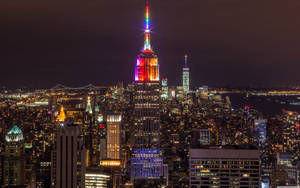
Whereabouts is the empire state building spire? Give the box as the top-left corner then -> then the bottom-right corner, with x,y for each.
144,0 -> 151,51
134,0 -> 160,82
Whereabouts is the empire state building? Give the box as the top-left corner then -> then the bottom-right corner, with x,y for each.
131,0 -> 163,181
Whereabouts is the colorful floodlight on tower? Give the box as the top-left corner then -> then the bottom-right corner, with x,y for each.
135,0 -> 160,82
144,1 -> 151,52
185,54 -> 188,68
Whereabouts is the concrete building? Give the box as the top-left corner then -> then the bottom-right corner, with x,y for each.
190,148 -> 261,188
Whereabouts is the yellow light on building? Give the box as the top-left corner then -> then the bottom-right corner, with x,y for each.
200,169 -> 210,173
100,160 -> 120,167
56,105 -> 66,122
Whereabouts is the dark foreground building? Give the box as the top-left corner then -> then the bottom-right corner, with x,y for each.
190,148 -> 261,188
51,119 -> 86,188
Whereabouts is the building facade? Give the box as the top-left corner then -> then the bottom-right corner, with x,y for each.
51,120 -> 86,188
190,148 -> 261,188
107,114 -> 121,160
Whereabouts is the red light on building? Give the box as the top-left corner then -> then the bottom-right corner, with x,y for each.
99,124 -> 105,129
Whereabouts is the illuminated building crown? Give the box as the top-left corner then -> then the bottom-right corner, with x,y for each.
6,125 -> 24,142
57,105 -> 66,122
135,0 -> 160,82
86,96 -> 93,114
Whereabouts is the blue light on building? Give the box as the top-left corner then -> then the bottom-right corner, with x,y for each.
131,148 -> 163,179
254,119 -> 267,145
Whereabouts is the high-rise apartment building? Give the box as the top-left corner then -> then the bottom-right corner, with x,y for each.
182,54 -> 190,94
190,148 -> 261,188
107,114 -> 121,160
51,119 -> 86,188
131,0 -> 163,182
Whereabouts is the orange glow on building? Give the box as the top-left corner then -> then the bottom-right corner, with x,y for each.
56,105 -> 66,122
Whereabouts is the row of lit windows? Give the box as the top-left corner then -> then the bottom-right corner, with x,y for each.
192,164 -> 259,169
192,160 -> 259,165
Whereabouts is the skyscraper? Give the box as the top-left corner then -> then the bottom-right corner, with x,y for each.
2,125 -> 25,187
131,0 -> 163,182
254,119 -> 267,146
51,119 -> 86,188
161,78 -> 168,99
182,54 -> 190,94
107,114 -> 121,160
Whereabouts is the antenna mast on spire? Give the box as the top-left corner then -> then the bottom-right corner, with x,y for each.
144,0 -> 152,51
185,54 -> 188,68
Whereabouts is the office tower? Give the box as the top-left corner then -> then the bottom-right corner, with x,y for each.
254,119 -> 267,146
51,119 -> 86,188
282,111 -> 300,160
99,123 -> 107,160
182,54 -> 190,94
190,148 -> 261,188
2,125 -> 25,187
131,0 -> 164,183
161,78 -> 168,99
107,114 -> 121,159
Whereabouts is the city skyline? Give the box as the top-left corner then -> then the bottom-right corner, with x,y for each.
1,1 -> 300,187
1,0 -> 300,88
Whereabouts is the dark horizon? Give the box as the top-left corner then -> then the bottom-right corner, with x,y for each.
1,0 -> 300,88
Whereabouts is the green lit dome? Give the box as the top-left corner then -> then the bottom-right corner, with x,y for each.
5,125 -> 24,142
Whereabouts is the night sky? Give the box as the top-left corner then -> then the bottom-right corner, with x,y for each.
1,0 -> 300,88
